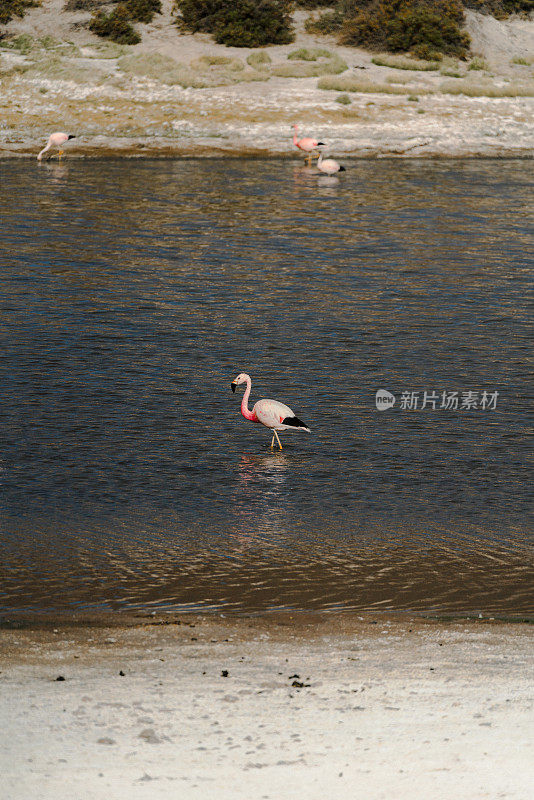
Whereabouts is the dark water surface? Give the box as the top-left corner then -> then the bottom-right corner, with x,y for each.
0,158 -> 532,615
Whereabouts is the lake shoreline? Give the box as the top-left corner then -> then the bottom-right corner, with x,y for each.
3,146 -> 534,159
1,612 -> 532,799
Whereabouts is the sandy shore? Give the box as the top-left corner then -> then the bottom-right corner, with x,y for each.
1,612 -> 532,799
1,4 -> 533,158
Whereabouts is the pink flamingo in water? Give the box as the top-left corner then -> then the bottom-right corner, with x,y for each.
37,132 -> 76,161
317,150 -> 346,175
292,124 -> 324,166
231,373 -> 311,450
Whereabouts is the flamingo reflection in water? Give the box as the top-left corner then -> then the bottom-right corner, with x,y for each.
230,453 -> 291,545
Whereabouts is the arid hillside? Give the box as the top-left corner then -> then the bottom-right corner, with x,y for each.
1,2 -> 533,157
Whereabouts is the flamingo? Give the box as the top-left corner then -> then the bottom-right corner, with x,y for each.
37,132 -> 76,161
292,124 -> 324,166
317,150 -> 346,175
231,373 -> 311,450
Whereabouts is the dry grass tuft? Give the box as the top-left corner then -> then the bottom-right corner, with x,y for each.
318,74 -> 417,95
372,54 -> 439,71
287,47 -> 332,61
468,57 -> 490,71
118,52 -> 205,87
191,55 -> 244,72
246,51 -> 271,69
273,52 -> 347,78
440,78 -> 534,97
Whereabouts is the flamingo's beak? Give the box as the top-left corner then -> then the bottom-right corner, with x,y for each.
317,142 -> 325,146
231,381 -> 237,393
68,135 -> 76,140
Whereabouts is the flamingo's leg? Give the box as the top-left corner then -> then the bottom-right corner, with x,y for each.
270,433 -> 275,449
58,150 -> 64,159
274,431 -> 283,450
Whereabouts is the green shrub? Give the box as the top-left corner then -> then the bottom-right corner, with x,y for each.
0,0 -> 39,25
89,4 -> 141,44
304,10 -> 344,34
411,42 -> 442,61
64,0 -> 108,10
173,0 -> 294,47
124,0 -> 161,22
339,1 -> 469,58
295,0 -> 333,7
335,92 -> 352,103
511,56 -> 531,65
463,1 -> 534,18
4,32 -> 34,52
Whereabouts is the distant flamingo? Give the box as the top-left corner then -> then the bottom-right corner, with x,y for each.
37,132 -> 76,161
317,150 -> 346,175
231,373 -> 311,450
292,124 -> 324,166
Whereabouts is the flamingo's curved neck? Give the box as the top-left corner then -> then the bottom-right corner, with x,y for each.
292,125 -> 298,145
241,377 -> 256,421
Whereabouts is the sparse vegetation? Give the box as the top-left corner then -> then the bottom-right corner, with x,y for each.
0,0 -> 39,25
173,0 -> 295,47
89,4 -> 141,45
2,32 -> 34,52
246,50 -> 272,68
511,56 -> 531,65
335,92 -> 352,102
468,56 -> 489,70
439,77 -> 534,95
118,51 -> 267,86
319,72 -> 534,96
272,49 -> 347,77
192,54 -> 244,71
318,73 -> 419,94
118,51 -> 199,84
385,72 -> 413,82
288,47 -> 332,60
372,54 -> 440,70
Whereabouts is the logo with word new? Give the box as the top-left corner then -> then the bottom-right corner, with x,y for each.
375,389 -> 396,411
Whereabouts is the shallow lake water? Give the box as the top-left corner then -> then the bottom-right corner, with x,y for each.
0,157 -> 532,615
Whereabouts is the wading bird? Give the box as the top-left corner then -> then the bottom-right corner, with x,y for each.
292,124 -> 324,166
317,150 -> 346,176
37,132 -> 76,161
231,373 -> 311,450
